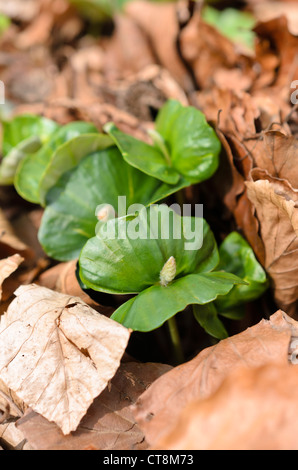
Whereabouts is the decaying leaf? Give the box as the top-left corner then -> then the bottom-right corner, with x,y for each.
0,209 -> 29,256
246,170 -> 298,312
133,310 -> 298,447
0,284 -> 130,435
0,254 -> 23,300
155,363 -> 298,450
17,362 -> 171,451
252,131 -> 298,187
0,422 -> 32,450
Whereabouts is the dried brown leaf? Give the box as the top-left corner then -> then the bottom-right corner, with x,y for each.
133,310 -> 297,447
252,131 -> 298,187
17,362 -> 171,450
0,209 -> 29,257
246,170 -> 298,311
125,0 -> 193,92
155,363 -> 298,450
0,285 -> 130,435
0,254 -> 23,301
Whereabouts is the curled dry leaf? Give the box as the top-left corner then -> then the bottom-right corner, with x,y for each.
246,170 -> 298,312
17,362 -> 171,451
133,310 -> 297,447
155,363 -> 298,450
0,254 -> 23,301
0,285 -> 130,435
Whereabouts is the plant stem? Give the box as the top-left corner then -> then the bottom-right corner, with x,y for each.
167,316 -> 184,365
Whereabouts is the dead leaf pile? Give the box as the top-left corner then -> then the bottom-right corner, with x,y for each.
0,0 -> 298,451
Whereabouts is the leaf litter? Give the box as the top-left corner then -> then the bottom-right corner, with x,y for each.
1,0 -> 298,451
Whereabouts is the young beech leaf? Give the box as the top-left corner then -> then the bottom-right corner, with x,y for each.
14,121 -> 98,204
215,232 -> 268,314
38,133 -> 114,206
104,99 -> 221,185
193,303 -> 228,340
0,115 -> 59,185
79,205 -> 245,332
0,284 -> 130,435
38,147 -> 189,261
194,232 -> 268,335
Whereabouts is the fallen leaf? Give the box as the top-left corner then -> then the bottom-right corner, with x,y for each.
102,14 -> 155,81
0,208 -> 29,257
0,254 -> 23,300
246,170 -> 298,312
37,260 -> 109,315
155,363 -> 298,450
253,2 -> 298,36
125,0 -> 193,92
133,310 -> 297,446
0,422 -> 32,450
0,284 -> 130,435
17,362 -> 171,450
252,131 -> 298,187
180,11 -> 254,91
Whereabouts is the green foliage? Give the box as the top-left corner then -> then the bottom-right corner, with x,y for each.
215,232 -> 269,315
202,6 -> 256,49
0,14 -> 10,36
14,121 -> 98,204
38,145 -> 189,261
105,100 -> 221,185
68,0 -> 174,21
79,205 -> 246,332
194,232 -> 268,338
3,104 -> 267,343
0,115 -> 59,185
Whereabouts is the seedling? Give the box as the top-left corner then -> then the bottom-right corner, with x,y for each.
79,205 -> 249,359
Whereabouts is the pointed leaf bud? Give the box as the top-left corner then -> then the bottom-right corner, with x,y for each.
160,256 -> 177,287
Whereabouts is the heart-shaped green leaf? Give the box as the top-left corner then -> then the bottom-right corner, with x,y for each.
14,121 -> 98,203
39,149 -> 190,261
0,115 -> 59,185
80,205 -> 219,294
104,100 -> 221,185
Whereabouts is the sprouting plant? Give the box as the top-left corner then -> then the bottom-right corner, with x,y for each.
79,205 -> 258,360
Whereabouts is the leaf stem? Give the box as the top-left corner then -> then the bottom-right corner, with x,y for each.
167,316 -> 184,365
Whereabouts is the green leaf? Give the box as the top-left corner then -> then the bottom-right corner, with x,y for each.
202,6 -> 256,49
14,121 -> 98,203
80,205 -> 219,294
215,232 -> 268,312
104,123 -> 180,184
104,99 -> 221,185
111,272 -> 244,332
0,14 -> 10,36
68,0 -> 174,21
193,303 -> 228,340
39,150 -> 190,261
38,133 -> 113,205
0,115 -> 59,185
